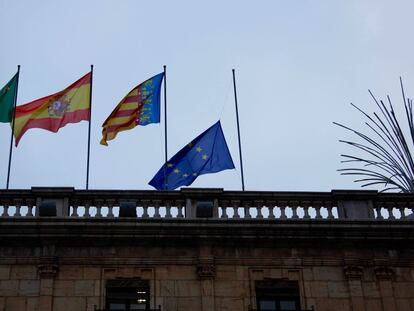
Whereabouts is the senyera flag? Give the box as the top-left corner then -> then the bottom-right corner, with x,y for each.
13,72 -> 91,146
100,72 -> 164,146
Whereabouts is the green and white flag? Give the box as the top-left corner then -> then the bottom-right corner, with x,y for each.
0,73 -> 18,123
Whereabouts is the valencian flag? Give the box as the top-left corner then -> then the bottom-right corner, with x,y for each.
149,121 -> 235,190
100,72 -> 164,145
0,73 -> 18,123
13,72 -> 91,146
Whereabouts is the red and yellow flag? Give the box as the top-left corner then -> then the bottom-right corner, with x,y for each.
100,72 -> 164,146
14,72 -> 91,146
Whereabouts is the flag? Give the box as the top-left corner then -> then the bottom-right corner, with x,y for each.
0,73 -> 18,123
13,72 -> 91,146
149,121 -> 235,190
100,72 -> 164,145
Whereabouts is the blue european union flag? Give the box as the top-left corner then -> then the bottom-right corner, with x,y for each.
149,121 -> 235,190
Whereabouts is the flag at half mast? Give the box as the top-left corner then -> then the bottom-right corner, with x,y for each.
13,72 -> 91,146
100,72 -> 164,146
149,121 -> 235,190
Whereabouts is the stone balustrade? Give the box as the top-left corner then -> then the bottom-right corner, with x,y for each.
0,187 -> 413,220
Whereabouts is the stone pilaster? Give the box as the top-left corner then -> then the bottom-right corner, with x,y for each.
197,244 -> 215,311
344,266 -> 365,311
38,257 -> 58,311
374,266 -> 395,311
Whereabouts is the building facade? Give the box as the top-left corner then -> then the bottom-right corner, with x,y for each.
0,187 -> 414,311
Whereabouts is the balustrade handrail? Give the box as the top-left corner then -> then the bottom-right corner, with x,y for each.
0,188 -> 413,220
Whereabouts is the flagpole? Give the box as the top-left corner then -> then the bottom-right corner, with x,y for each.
163,65 -> 168,190
232,69 -> 245,191
86,65 -> 93,190
6,65 -> 20,189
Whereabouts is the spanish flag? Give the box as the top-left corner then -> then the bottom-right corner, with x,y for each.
13,72 -> 91,146
100,72 -> 164,146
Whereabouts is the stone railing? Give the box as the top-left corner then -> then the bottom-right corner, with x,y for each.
0,187 -> 413,221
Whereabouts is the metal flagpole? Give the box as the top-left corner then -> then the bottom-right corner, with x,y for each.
163,65 -> 168,190
86,65 -> 93,190
6,65 -> 20,189
232,69 -> 245,191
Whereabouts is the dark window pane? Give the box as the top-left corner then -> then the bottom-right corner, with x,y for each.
259,300 -> 276,310
280,300 -> 297,310
108,303 -> 126,310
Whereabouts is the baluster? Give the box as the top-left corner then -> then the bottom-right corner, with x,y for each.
153,200 -> 161,218
232,200 -> 240,219
396,202 -> 405,219
4,204 -> 10,217
314,201 -> 322,219
375,206 -> 383,220
291,201 -> 299,219
243,201 -> 251,219
165,201 -> 172,218
95,200 -> 103,218
408,202 -> 414,219
84,201 -> 91,218
106,199 -> 115,218
71,200 -> 79,217
176,200 -> 184,218
386,203 -> 395,220
220,200 -> 228,219
14,200 -> 22,217
141,200 -> 150,218
325,201 -> 334,219
27,200 -> 35,217
302,201 -> 311,219
267,201 -> 275,219
279,201 -> 287,219
255,200 -> 264,219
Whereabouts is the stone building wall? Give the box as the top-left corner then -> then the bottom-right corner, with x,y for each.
1,243 -> 414,311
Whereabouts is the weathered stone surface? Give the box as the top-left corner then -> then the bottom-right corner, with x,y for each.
316,298 -> 351,311
83,267 -> 100,280
362,282 -> 381,298
327,281 -> 349,298
310,281 -> 329,297
175,280 -> 200,297
53,280 -> 75,296
365,298 -> 383,311
19,280 -> 40,296
27,297 -> 39,311
86,296 -> 100,311
215,297 -> 244,311
0,280 -> 19,296
58,266 -> 83,280
313,267 -> 343,281
10,265 -> 37,280
0,266 -> 10,280
160,280 -> 175,297
394,282 -> 414,298
5,297 -> 26,311
74,280 -> 95,296
214,280 -> 244,297
53,297 -> 86,311
395,298 -> 412,311
176,297 -> 201,311
215,265 -> 236,280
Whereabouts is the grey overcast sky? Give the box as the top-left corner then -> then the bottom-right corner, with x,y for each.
1,0 -> 414,191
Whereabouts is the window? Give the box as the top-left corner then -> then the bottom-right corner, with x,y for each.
256,280 -> 301,311
106,279 -> 150,311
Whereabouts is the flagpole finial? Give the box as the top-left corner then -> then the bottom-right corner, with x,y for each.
17,65 -> 20,69
90,64 -> 94,70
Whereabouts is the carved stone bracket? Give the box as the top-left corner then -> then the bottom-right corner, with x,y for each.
344,266 -> 363,280
374,266 -> 394,281
197,257 -> 215,279
38,256 -> 59,279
